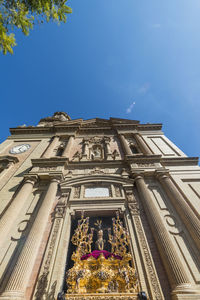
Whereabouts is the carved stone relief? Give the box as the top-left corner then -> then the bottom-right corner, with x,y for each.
34,193 -> 69,300
39,166 -> 57,171
74,186 -> 81,198
114,185 -> 121,197
124,188 -> 164,299
125,190 -> 139,215
133,216 -> 164,300
89,167 -> 105,175
137,163 -> 154,168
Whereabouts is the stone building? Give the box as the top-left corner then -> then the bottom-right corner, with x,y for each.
0,112 -> 199,300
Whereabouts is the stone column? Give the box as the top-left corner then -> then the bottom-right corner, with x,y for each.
134,174 -> 194,293
0,176 -> 61,300
134,133 -> 152,155
0,176 -> 37,249
81,139 -> 89,160
42,136 -> 60,158
118,134 -> 132,156
104,138 -> 112,160
157,172 -> 200,252
62,136 -> 74,158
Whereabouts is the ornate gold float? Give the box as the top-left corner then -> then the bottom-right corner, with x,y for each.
65,212 -> 138,299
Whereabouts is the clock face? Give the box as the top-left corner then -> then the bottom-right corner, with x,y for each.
9,144 -> 31,154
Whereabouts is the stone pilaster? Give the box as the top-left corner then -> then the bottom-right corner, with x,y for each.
33,192 -> 69,300
0,176 -> 61,300
0,175 -> 37,249
42,136 -> 60,158
81,139 -> 89,160
62,136 -> 74,158
119,134 -> 132,156
125,188 -> 164,300
134,174 -> 196,296
133,133 -> 152,155
104,137 -> 112,160
157,172 -> 200,252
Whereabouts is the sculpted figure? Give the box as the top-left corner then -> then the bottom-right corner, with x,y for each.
94,220 -> 105,251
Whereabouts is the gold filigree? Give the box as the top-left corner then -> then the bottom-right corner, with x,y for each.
71,212 -> 94,262
108,212 -> 131,257
66,212 -> 138,295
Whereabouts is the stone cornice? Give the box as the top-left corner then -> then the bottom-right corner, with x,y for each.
126,154 -> 162,163
0,155 -> 19,164
67,160 -> 127,169
161,157 -> 199,166
31,157 -> 68,167
26,171 -> 64,181
9,117 -> 163,136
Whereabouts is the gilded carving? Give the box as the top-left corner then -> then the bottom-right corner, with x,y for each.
65,295 -> 138,300
66,213 -> 138,295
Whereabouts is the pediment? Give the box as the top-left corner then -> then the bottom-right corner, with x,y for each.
81,118 -> 110,128
110,117 -> 140,124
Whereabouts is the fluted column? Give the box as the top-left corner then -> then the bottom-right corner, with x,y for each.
119,134 -> 132,156
42,136 -> 60,158
62,136 -> 74,158
0,176 -> 61,300
0,176 -> 37,248
134,133 -> 152,155
134,174 -> 194,293
157,172 -> 200,251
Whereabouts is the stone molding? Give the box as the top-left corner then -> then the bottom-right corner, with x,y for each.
124,187 -> 164,299
34,193 -> 69,300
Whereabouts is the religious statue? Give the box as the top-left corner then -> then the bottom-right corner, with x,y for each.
94,220 -> 105,251
65,212 -> 138,296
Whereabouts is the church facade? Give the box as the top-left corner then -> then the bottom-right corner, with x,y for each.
0,112 -> 199,300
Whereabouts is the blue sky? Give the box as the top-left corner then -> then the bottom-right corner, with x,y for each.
0,0 -> 200,158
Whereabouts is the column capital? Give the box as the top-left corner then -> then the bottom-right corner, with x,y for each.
24,175 -> 38,185
134,174 -> 144,182
155,170 -> 170,180
49,173 -> 63,183
130,172 -> 145,181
